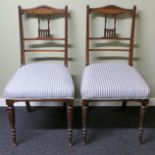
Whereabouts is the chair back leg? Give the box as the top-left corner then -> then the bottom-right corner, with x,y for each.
25,101 -> 32,112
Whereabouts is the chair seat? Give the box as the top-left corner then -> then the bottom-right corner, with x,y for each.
5,63 -> 74,99
81,63 -> 150,100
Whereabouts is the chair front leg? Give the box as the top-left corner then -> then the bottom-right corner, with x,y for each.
139,99 -> 149,144
67,100 -> 73,146
82,100 -> 89,145
6,100 -> 16,146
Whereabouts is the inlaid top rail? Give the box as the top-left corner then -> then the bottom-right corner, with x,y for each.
89,5 -> 136,15
20,5 -> 66,15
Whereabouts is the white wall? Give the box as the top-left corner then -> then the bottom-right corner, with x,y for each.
0,0 -> 155,101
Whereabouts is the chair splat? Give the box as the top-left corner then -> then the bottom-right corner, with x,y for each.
104,15 -> 117,38
38,18 -> 50,37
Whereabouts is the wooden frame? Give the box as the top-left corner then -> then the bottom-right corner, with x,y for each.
6,5 -> 73,146
82,5 -> 149,145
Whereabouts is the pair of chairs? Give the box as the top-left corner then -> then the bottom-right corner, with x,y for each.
4,5 -> 150,146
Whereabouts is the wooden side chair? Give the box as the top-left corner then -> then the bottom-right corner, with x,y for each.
4,5 -> 74,146
81,5 -> 150,144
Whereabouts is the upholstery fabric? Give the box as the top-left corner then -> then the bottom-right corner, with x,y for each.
81,63 -> 150,100
4,63 -> 74,99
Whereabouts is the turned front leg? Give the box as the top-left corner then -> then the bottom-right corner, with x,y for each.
67,100 -> 73,146
139,99 -> 149,144
6,100 -> 16,146
82,100 -> 89,145
139,105 -> 146,144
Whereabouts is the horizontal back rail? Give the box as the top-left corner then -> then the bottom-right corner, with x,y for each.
23,37 -> 65,41
89,49 -> 129,52
89,37 -> 131,40
24,49 -> 65,52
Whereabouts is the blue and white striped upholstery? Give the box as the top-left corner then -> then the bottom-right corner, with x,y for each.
81,63 -> 150,100
4,63 -> 74,99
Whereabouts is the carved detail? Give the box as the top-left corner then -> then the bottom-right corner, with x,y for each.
38,18 -> 50,37
104,28 -> 116,38
104,15 -> 117,38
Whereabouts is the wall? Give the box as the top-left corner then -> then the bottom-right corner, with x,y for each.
0,0 -> 155,102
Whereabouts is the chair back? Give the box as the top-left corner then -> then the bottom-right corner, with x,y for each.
86,5 -> 136,66
18,5 -> 68,66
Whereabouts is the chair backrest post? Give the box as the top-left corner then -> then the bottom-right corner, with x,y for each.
86,5 -> 90,66
129,5 -> 136,66
18,6 -> 25,66
64,6 -> 68,67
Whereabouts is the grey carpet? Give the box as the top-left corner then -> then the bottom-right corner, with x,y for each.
0,106 -> 155,155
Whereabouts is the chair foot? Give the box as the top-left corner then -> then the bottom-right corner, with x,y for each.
139,99 -> 149,145
6,100 -> 17,146
82,100 -> 89,145
68,139 -> 72,147
67,100 -> 73,146
13,143 -> 17,147
68,129 -> 73,146
139,127 -> 143,145
68,144 -> 72,147
83,128 -> 88,145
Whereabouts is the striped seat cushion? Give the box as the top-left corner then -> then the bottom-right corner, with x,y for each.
4,63 -> 74,99
81,63 -> 150,100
